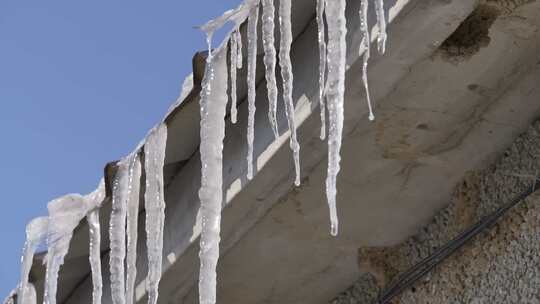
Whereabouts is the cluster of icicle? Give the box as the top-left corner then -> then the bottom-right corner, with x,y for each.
11,124 -> 167,304
8,1 -> 388,304
197,0 -> 387,303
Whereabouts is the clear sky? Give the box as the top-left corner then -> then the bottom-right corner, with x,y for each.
0,0 -> 239,296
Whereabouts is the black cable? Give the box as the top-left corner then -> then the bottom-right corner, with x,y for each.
377,179 -> 539,304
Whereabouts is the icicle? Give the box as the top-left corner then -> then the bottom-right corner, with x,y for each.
261,0 -> 279,138
230,29 -> 244,124
198,38 -> 229,304
236,30 -> 243,70
82,179 -> 106,304
198,45 -> 229,304
144,124 -> 168,304
87,209 -> 102,304
109,158 -> 132,304
125,154 -> 142,304
44,194 -> 87,304
278,0 -> 301,186
198,0 -> 258,128
246,4 -> 259,180
324,0 -> 347,237
20,284 -> 36,304
359,0 -> 375,121
6,284 -> 36,304
18,217 -> 48,304
374,0 -> 387,54
316,0 -> 327,140
206,33 -> 214,58
109,154 -> 140,304
230,32 -> 239,124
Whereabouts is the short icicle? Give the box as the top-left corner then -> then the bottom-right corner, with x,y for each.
374,0 -> 387,54
246,3 -> 260,180
125,154 -> 142,304
230,31 -> 239,124
87,209 -> 102,304
18,217 -> 48,304
316,0 -> 327,140
236,30 -> 243,70
44,194 -> 87,304
359,0 -> 375,121
144,124 -> 168,304
278,0 -> 301,186
324,0 -> 347,237
261,0 -> 280,138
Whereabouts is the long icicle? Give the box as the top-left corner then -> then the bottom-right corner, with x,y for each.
18,217 -> 48,304
360,0 -> 375,121
144,124 -> 168,304
198,41 -> 229,304
109,159 -> 132,304
230,31 -> 239,124
246,3 -> 260,180
125,154 -> 142,304
316,0 -> 327,140
87,209 -> 102,304
374,0 -> 387,54
324,0 -> 347,237
85,180 -> 106,304
278,0 -> 301,186
261,0 -> 280,138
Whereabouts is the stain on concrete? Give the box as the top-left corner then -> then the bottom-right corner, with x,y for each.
438,0 -> 534,63
439,4 -> 501,61
415,123 -> 429,130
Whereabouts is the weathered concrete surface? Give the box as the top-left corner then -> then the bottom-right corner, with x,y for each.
179,0 -> 540,303
26,0 -> 540,303
332,120 -> 540,304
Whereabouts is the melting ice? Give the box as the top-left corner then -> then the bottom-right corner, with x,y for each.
144,124 -> 168,304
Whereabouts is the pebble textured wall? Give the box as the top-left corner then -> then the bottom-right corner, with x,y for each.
330,121 -> 540,303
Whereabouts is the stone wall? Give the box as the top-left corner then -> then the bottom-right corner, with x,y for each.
330,121 -> 540,303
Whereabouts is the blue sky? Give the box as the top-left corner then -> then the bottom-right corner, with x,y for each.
0,0 -> 239,296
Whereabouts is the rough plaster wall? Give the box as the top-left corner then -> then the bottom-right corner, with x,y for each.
329,120 -> 540,303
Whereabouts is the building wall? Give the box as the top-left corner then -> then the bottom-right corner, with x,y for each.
330,121 -> 540,303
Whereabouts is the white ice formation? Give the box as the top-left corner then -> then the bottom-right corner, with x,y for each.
9,1 -> 389,304
18,218 -> 48,304
278,0 -> 301,186
44,194 -> 88,304
262,0 -> 280,139
324,0 -> 347,237
125,154 -> 142,304
144,124 -> 168,304
246,3 -> 260,180
316,0 -> 327,140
